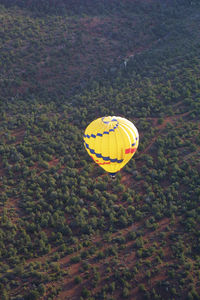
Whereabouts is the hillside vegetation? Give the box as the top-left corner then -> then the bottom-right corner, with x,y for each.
0,1 -> 200,299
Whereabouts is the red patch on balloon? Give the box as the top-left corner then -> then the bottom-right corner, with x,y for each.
125,148 -> 136,154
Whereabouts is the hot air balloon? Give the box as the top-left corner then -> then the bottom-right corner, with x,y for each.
83,116 -> 139,177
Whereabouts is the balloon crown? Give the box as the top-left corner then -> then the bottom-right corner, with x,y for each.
101,116 -> 118,124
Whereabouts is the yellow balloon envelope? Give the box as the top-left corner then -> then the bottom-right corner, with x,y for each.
83,116 -> 139,176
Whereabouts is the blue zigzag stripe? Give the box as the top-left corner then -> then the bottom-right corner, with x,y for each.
84,125 -> 118,139
131,137 -> 138,146
84,142 -> 123,163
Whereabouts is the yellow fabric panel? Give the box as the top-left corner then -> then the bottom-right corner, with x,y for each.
83,116 -> 139,174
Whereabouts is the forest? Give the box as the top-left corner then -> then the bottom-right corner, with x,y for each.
0,0 -> 200,299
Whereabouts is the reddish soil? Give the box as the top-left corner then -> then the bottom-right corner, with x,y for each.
48,158 -> 59,167
4,197 -> 21,221
54,215 -> 177,300
2,108 -> 199,300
